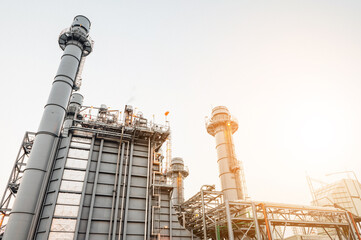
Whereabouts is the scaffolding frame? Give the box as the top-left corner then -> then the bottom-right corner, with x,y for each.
178,186 -> 361,239
0,132 -> 35,235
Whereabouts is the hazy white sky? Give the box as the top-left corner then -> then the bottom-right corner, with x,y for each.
0,0 -> 360,205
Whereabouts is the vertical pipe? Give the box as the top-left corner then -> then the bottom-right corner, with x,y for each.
122,142 -> 134,240
214,216 -> 220,240
118,142 -> 130,240
251,202 -> 262,239
3,15 -> 93,240
225,200 -> 234,240
112,143 -> 126,240
260,203 -> 273,240
85,139 -> 104,240
108,133 -> 124,240
147,145 -> 154,240
169,197 -> 173,239
144,138 -> 151,240
346,212 -> 361,240
216,225 -> 221,240
74,136 -> 96,240
200,188 -> 207,239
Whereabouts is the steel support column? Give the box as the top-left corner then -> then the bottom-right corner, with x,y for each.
225,200 -> 234,240
201,188 -> 207,239
251,202 -> 262,239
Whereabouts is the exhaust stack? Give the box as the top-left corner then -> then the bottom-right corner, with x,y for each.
167,157 -> 189,206
206,106 -> 247,201
3,16 -> 93,240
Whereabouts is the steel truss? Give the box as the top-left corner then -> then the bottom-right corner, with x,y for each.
178,186 -> 361,240
0,132 -> 35,235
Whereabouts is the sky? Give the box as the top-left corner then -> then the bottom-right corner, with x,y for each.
0,0 -> 360,205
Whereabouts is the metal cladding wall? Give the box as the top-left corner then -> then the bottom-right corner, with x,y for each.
31,128 -> 195,240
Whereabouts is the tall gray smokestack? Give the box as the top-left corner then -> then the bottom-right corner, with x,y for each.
206,106 -> 247,201
3,15 -> 93,240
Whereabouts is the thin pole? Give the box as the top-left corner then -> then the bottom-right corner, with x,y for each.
146,145 -> 154,240
122,142 -> 134,240
112,143 -> 126,240
144,138 -> 151,240
344,179 -> 359,216
347,212 -> 361,240
251,202 -> 262,239
225,200 -> 234,240
85,139 -> 104,240
260,203 -> 272,240
117,142 -> 130,240
169,197 -> 173,239
201,188 -> 207,239
108,128 -> 124,240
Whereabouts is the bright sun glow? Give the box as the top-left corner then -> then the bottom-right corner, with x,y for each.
300,115 -> 335,150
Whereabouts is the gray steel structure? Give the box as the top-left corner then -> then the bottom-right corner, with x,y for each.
178,186 -> 361,239
2,105 -> 197,240
30,107 -> 195,239
1,15 -> 360,240
0,16 -> 196,240
206,106 -> 247,201
0,132 -> 35,235
177,106 -> 361,239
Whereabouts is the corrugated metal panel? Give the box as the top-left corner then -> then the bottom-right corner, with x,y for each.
33,131 -> 196,239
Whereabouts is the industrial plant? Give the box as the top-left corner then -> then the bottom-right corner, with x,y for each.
0,16 -> 360,240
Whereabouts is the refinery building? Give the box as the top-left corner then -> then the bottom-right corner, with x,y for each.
0,16 -> 360,240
